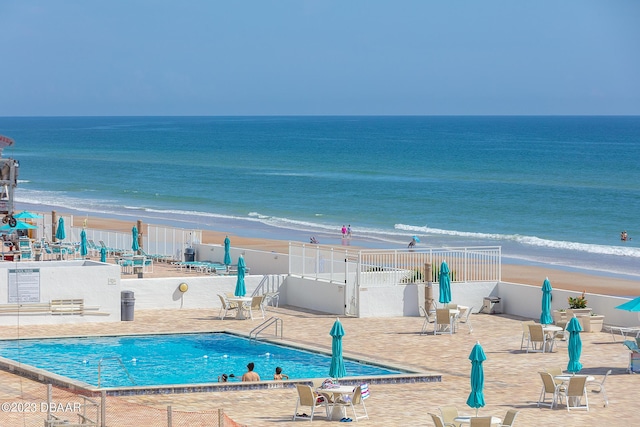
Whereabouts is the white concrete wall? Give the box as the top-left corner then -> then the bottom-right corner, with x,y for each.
121,275 -> 264,310
0,261 -> 121,325
282,276 -> 345,315
193,243 -> 288,275
498,282 -> 637,326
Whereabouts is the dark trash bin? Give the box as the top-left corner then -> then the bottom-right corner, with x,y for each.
184,247 -> 195,262
121,290 -> 135,321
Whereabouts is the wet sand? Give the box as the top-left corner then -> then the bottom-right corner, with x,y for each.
80,215 -> 640,297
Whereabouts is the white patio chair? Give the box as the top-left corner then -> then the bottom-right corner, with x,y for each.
434,308 -> 454,335
557,375 -> 589,411
292,384 -> 329,421
217,294 -> 238,320
457,306 -> 473,333
587,369 -> 611,407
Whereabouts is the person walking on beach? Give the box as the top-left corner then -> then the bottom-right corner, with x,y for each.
241,362 -> 260,382
347,225 -> 352,239
341,225 -> 347,238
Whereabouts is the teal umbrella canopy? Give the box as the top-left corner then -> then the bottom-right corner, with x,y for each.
80,229 -> 88,257
438,260 -> 451,305
14,211 -> 43,219
466,341 -> 487,416
100,246 -> 107,263
329,318 -> 346,379
540,277 -> 553,325
0,220 -> 37,231
224,236 -> 231,266
234,256 -> 246,297
55,217 -> 66,241
615,296 -> 640,312
131,226 -> 139,252
566,316 -> 583,374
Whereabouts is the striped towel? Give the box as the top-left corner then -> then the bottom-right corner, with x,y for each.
360,383 -> 370,400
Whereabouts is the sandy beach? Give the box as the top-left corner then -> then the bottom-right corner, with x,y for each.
74,214 -> 640,298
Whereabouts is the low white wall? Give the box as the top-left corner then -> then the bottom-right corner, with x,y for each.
0,261 -> 121,325
121,275 -> 264,310
193,243 -> 288,275
282,277 -> 345,315
498,282 -> 637,326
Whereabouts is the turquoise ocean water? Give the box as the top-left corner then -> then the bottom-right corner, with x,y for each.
1,116 -> 639,278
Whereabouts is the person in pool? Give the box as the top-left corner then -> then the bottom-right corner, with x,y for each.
241,362 -> 260,382
273,366 -> 289,380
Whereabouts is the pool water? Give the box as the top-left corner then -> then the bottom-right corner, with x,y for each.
0,333 -> 402,388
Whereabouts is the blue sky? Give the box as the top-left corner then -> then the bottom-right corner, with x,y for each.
2,1 -> 639,116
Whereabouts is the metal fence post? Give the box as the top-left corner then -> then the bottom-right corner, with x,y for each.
167,405 -> 172,427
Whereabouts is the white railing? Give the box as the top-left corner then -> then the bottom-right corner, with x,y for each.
68,224 -> 202,261
289,243 -> 501,286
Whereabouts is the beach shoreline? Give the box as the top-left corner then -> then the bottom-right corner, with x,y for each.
31,206 -> 636,299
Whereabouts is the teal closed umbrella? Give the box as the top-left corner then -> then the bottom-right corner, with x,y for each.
329,318 -> 346,380
100,246 -> 107,263
234,256 -> 246,297
55,217 -> 66,241
439,260 -> 451,305
540,277 -> 553,325
566,316 -> 583,374
466,341 -> 486,416
80,229 -> 88,257
131,226 -> 139,252
224,236 -> 231,266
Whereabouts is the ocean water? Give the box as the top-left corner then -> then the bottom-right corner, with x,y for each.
1,116 -> 639,277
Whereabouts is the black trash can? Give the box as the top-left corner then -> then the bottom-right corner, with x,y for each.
184,247 -> 195,262
121,290 -> 135,321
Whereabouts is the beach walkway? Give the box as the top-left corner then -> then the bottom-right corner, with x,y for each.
0,304 -> 634,426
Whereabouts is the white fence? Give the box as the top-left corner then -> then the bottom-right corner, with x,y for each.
289,243 -> 501,286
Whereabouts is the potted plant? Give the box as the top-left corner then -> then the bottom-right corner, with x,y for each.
566,291 -> 592,317
583,312 -> 605,333
552,308 -> 567,326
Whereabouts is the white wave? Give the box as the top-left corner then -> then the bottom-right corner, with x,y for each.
395,223 -> 640,258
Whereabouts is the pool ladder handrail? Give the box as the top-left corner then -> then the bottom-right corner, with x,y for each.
250,317 -> 283,342
97,356 -> 136,388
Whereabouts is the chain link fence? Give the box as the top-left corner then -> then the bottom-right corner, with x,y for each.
1,383 -> 243,427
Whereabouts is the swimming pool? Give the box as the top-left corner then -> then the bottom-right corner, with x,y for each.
0,332 -> 405,389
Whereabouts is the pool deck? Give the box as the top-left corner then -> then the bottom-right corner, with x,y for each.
0,303 -> 633,426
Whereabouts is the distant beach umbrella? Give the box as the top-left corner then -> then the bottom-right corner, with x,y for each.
100,246 -> 107,263
80,229 -> 88,257
13,211 -> 43,219
412,235 -> 420,243
234,255 -> 246,297
131,226 -> 139,252
224,236 -> 231,266
566,316 -> 583,374
0,220 -> 37,231
438,260 -> 451,305
329,318 -> 346,380
540,277 -> 553,325
466,341 -> 486,416
55,217 -> 66,241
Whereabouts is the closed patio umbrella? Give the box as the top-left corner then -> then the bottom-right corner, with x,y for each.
234,255 -> 246,297
566,316 -> 583,374
100,246 -> 107,263
439,260 -> 451,305
55,217 -> 66,241
329,318 -> 346,380
224,236 -> 231,266
540,277 -> 553,325
80,229 -> 88,257
131,225 -> 139,253
466,341 -> 486,416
